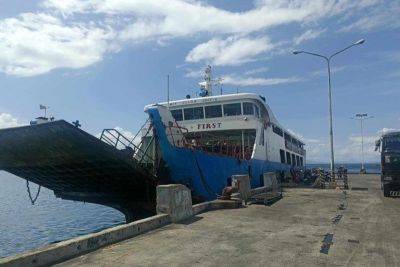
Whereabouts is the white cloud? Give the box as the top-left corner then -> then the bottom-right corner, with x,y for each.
304,136 -> 380,163
0,113 -> 20,129
115,127 -> 144,149
0,13 -> 115,76
0,0 -> 388,76
339,1 -> 400,33
41,0 -> 96,15
98,126 -> 141,148
184,62 -> 301,87
286,128 -> 305,141
114,126 -> 140,145
305,140 -> 330,163
335,135 -> 380,163
185,36 -> 274,66
293,28 -> 326,45
304,127 -> 400,163
312,66 -> 347,76
184,68 -> 203,79
43,0 -> 337,37
244,67 -> 269,75
222,75 -> 302,87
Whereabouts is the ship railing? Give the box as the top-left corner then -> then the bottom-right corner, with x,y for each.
166,123 -> 189,147
165,120 -> 255,160
285,140 -> 306,156
186,138 -> 253,160
100,122 -> 155,166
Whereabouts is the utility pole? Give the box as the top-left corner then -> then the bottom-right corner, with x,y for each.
352,113 -> 373,174
293,39 -> 365,178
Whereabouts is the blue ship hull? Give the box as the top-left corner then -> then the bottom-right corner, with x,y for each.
148,107 -> 290,201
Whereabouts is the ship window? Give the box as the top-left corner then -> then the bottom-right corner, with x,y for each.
205,105 -> 222,118
296,155 -> 300,166
300,157 -> 303,167
273,125 -> 283,137
170,109 -> 183,121
259,127 -> 265,145
291,154 -> 296,166
280,149 -> 285,163
254,105 -> 260,118
184,107 -> 204,120
286,151 -> 291,165
223,103 -> 241,116
243,102 -> 254,115
284,133 -> 291,141
292,139 -> 298,147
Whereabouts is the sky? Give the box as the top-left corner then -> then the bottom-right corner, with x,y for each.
0,0 -> 399,163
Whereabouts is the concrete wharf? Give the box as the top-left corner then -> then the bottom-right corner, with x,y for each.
2,174 -> 400,266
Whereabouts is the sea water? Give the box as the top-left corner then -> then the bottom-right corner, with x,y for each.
0,171 -> 125,258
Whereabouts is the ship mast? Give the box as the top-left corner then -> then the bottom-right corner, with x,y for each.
199,65 -> 223,97
204,65 -> 212,96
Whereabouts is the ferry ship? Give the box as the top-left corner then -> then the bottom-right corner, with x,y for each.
0,65 -> 305,219
141,66 -> 306,201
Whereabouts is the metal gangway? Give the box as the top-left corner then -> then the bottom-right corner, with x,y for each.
99,118 -> 156,172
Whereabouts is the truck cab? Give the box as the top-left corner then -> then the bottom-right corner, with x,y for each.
376,131 -> 400,197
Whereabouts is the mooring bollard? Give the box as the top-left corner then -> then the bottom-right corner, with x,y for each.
156,184 -> 193,222
231,174 -> 251,201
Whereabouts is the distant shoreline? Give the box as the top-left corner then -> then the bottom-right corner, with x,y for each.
306,162 -> 380,165
305,163 -> 381,174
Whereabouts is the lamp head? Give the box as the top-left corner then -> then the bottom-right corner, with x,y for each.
354,39 -> 365,45
292,51 -> 302,55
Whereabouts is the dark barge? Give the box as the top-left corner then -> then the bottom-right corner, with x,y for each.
0,120 -> 158,221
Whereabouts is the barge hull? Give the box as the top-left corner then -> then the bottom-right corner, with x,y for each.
0,120 -> 157,219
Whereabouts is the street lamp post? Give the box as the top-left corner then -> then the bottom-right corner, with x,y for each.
352,113 -> 373,174
293,39 -> 365,178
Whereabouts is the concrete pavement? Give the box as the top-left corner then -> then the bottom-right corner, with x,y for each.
58,174 -> 400,266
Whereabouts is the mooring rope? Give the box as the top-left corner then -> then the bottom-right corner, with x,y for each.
26,180 -> 41,205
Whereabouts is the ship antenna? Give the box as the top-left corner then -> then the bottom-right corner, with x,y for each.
39,104 -> 49,118
198,66 -> 223,97
215,77 -> 224,95
204,65 -> 212,96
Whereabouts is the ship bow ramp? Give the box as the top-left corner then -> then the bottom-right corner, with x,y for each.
0,120 -> 157,221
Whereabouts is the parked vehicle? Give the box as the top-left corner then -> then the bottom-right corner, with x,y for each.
375,132 -> 400,197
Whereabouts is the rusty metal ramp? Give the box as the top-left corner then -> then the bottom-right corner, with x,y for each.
0,120 -> 157,221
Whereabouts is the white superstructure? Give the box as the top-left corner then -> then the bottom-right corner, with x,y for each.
144,67 -> 306,167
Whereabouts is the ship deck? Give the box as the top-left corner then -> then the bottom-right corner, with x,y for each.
57,174 -> 400,266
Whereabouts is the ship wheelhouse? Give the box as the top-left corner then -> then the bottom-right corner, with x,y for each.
150,93 -> 305,167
